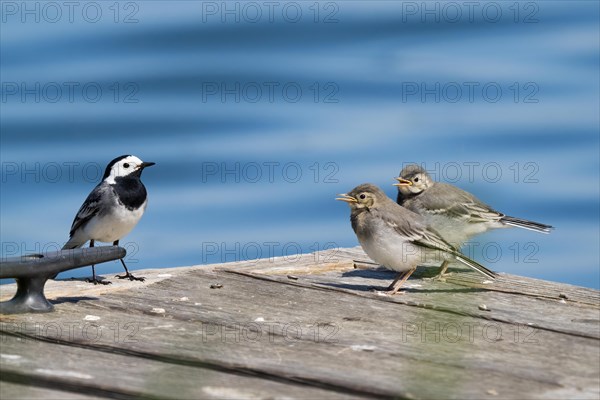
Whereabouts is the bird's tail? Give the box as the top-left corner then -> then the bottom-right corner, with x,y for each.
454,253 -> 497,280
62,239 -> 84,250
500,216 -> 553,233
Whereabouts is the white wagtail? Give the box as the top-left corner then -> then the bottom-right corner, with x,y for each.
57,155 -> 155,284
395,164 -> 553,277
337,184 -> 496,294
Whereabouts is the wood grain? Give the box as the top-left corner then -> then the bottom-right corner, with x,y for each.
1,247 -> 598,399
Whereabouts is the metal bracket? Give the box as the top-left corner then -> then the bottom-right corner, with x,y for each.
0,246 -> 126,314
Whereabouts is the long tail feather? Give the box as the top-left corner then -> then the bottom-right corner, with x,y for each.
454,254 -> 497,279
62,240 -> 85,250
501,216 -> 553,233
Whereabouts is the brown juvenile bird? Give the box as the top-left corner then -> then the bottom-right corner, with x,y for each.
337,184 -> 496,294
395,164 -> 553,276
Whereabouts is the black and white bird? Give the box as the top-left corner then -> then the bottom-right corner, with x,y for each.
395,164 -> 553,277
58,155 -> 155,284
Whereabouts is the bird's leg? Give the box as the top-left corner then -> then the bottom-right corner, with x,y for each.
431,260 -> 450,280
116,258 -> 145,282
385,268 -> 417,295
113,241 -> 145,282
386,271 -> 408,291
85,240 -> 111,285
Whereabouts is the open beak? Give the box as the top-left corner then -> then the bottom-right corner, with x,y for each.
335,193 -> 357,203
139,162 -> 156,170
393,177 -> 412,187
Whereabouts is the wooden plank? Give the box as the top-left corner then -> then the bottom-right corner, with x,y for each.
219,269 -> 600,340
0,332 -> 360,400
1,247 -> 599,399
214,247 -> 600,339
226,246 -> 600,306
0,381 -> 104,400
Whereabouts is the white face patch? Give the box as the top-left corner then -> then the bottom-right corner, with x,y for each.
104,156 -> 144,184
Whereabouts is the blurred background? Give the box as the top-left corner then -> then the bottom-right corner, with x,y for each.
1,1 -> 598,288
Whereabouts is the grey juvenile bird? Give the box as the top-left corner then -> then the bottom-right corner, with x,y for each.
58,155 -> 155,284
337,184 -> 496,294
395,164 -> 553,277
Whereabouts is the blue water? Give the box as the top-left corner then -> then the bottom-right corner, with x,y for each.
1,1 -> 598,288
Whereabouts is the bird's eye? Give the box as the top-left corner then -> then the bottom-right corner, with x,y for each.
359,194 -> 366,199
414,177 -> 419,182
123,163 -> 130,169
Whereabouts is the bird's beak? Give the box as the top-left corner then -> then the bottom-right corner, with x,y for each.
139,162 -> 156,170
335,193 -> 357,203
393,177 -> 412,187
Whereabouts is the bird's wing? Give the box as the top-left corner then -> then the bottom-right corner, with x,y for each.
380,203 -> 496,279
418,183 -> 504,223
68,184 -> 112,237
379,208 -> 497,279
379,208 -> 457,254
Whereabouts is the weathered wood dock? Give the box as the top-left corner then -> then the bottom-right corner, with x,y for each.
1,247 -> 599,399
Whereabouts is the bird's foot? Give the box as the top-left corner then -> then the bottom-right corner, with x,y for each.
371,287 -> 405,296
85,277 -> 112,285
116,273 -> 145,282
385,286 -> 406,295
424,275 -> 446,282
384,290 -> 405,295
